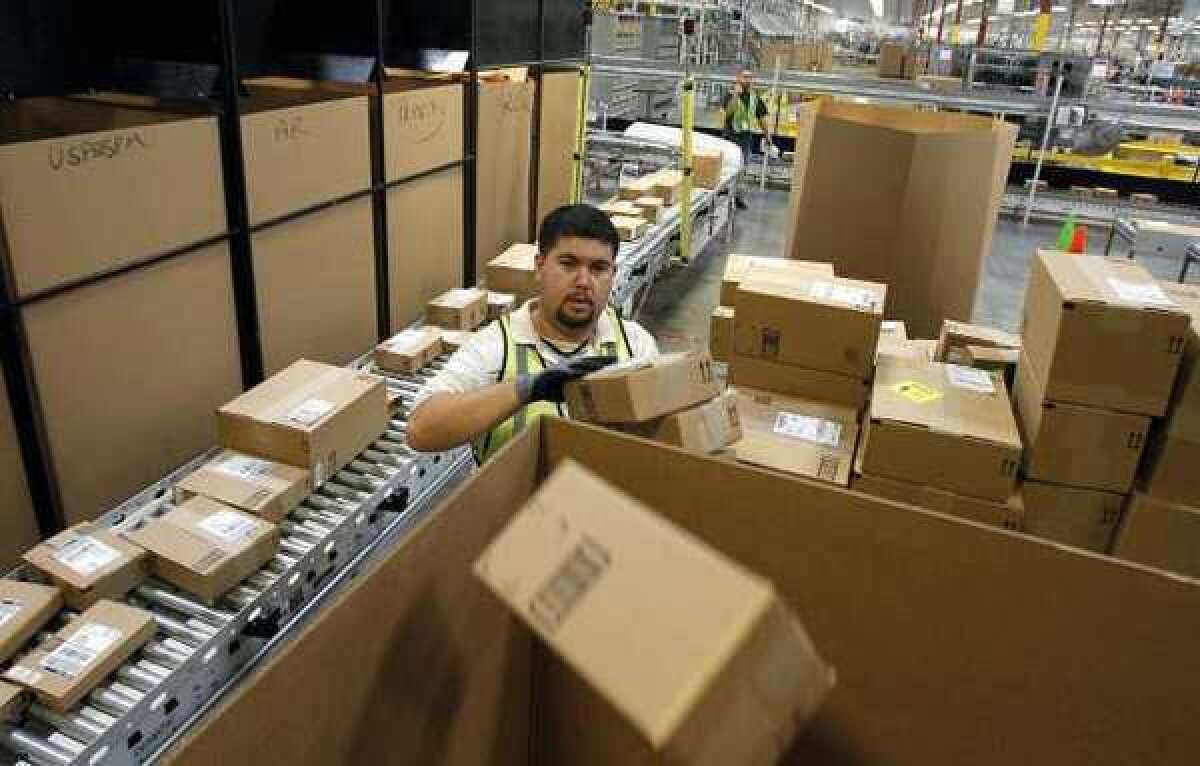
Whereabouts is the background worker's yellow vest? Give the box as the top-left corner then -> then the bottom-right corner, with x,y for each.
474,308 -> 632,463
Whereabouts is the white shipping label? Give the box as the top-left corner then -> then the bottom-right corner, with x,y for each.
41,624 -> 122,679
1107,278 -> 1177,308
216,455 -> 276,484
286,398 -> 334,427
53,536 -> 122,576
0,599 -> 22,628
197,511 -> 259,543
947,364 -> 997,394
384,329 -> 429,353
808,281 -> 876,311
773,412 -> 843,447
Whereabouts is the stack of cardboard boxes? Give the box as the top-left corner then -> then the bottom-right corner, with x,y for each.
1014,252 -> 1189,552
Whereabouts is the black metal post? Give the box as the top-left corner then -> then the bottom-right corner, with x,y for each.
528,0 -> 548,239
372,0 -> 393,337
464,0 -> 480,287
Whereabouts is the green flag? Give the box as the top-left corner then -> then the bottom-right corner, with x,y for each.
1057,213 -> 1076,250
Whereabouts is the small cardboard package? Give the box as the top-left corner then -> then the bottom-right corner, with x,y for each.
23,526 -> 148,610
486,243 -> 540,301
652,170 -> 684,204
733,274 -> 885,379
730,387 -> 859,485
0,581 -> 62,664
474,460 -> 835,765
710,306 -> 734,363
862,357 -> 1022,501
440,329 -> 473,353
852,471 -> 1024,531
598,200 -> 644,218
633,196 -> 665,223
565,351 -> 721,424
611,215 -> 648,242
621,391 -> 741,454
375,326 -> 444,374
1021,480 -> 1125,554
217,359 -> 388,485
175,450 -> 312,523
426,288 -> 488,331
486,291 -> 516,321
729,354 -> 870,411
4,600 -> 156,713
720,254 -> 834,307
693,150 -> 723,188
1113,492 -> 1200,579
124,496 -> 280,605
935,319 -> 1021,365
0,681 -> 27,722
1021,251 -> 1189,416
1015,355 -> 1149,493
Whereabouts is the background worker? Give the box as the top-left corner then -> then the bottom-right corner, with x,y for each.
406,204 -> 659,462
723,68 -> 775,211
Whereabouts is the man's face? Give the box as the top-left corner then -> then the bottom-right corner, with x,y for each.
536,236 -> 616,330
737,71 -> 753,91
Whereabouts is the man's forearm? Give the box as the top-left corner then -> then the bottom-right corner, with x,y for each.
406,383 -> 523,453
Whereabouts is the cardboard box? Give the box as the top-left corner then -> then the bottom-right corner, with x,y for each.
427,288 -> 488,331
23,526 -> 148,610
730,387 -> 859,486
784,101 -> 1016,337
1141,432 -> 1200,508
1158,281 -> 1200,442
935,319 -> 1021,365
386,166 -> 465,329
862,357 -> 1022,501
474,460 -> 834,764
175,450 -> 312,524
880,320 -> 907,342
852,472 -> 1024,531
565,352 -> 721,424
710,306 -> 734,363
487,291 -> 516,321
1021,481 -> 1125,554
598,200 -> 644,219
729,354 -> 870,411
162,415 -> 1200,766
0,98 -> 226,297
693,150 -> 723,189
621,391 -> 742,454
537,72 -> 579,226
0,681 -> 27,723
877,42 -> 914,78
1020,251 -> 1189,416
1113,492 -> 1200,578
720,254 -> 834,307
965,345 -> 1020,388
0,373 -> 39,572
611,215 -> 649,242
0,581 -> 62,665
3,600 -> 156,713
375,326 -> 445,375
440,329 -> 472,353
651,170 -> 684,205
486,243 -> 540,302
617,174 -> 658,201
217,359 -> 389,485
633,196 -> 665,223
733,273 -> 885,379
124,496 -> 279,605
1014,355 -> 1149,493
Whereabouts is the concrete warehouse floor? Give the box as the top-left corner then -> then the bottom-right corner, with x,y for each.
638,186 -> 1199,353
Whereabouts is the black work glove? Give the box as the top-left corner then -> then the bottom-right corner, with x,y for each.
517,355 -> 618,404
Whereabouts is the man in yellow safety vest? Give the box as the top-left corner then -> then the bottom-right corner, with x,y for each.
722,69 -> 773,210
406,204 -> 659,463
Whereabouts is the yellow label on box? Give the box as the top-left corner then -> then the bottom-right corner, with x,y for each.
893,381 -> 942,404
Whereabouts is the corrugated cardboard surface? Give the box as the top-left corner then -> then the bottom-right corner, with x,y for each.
710,306 -> 734,363
240,88 -> 370,225
1015,354 -> 1148,493
23,524 -> 148,610
376,327 -> 445,375
536,72 -> 577,226
936,319 -> 1021,364
0,581 -> 62,664
253,198 -> 377,375
475,79 -> 534,282
427,288 -> 488,331
1113,492 -> 1200,579
23,244 -> 242,525
864,357 -> 1021,501
175,450 -> 311,524
784,102 -> 1015,337
621,391 -> 742,454
383,82 -> 464,182
0,373 -> 38,571
729,354 -> 869,411
0,681 -> 27,723
721,256 -> 835,307
1158,281 -> 1200,441
1141,432 -> 1200,508
565,352 -> 721,424
730,387 -> 859,486
0,97 -> 226,297
387,167 -> 464,330
1021,481 -> 1126,554
485,243 -> 539,301
165,418 -> 1200,765
852,472 -> 1024,531
1021,252 -> 1189,417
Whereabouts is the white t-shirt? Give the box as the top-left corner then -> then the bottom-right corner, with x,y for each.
413,300 -> 659,411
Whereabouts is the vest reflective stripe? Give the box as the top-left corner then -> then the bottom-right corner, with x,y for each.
732,91 -> 760,133
474,308 -> 633,464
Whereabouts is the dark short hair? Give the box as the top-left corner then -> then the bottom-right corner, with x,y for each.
538,204 -> 620,260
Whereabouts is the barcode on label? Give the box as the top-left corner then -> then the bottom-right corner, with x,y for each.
1107,278 -> 1176,307
215,455 -> 276,484
41,624 -> 121,680
809,281 -> 876,311
773,412 -> 842,447
286,398 -> 334,427
384,329 -> 428,353
817,454 -> 841,482
197,511 -> 259,543
947,364 -> 997,394
529,537 -> 611,634
0,599 -> 21,628
53,536 -> 122,576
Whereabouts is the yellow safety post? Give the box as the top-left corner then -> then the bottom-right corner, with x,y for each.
680,76 -> 695,264
1032,0 -> 1053,51
570,64 -> 591,204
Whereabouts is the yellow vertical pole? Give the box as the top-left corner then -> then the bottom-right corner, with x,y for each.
680,76 -> 695,264
570,64 -> 591,204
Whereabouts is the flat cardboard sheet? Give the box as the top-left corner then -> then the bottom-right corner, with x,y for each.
1113,493 -> 1200,579
536,72 -> 577,226
1021,480 -> 1126,554
387,167 -> 465,330
382,82 -> 464,182
475,79 -> 534,283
